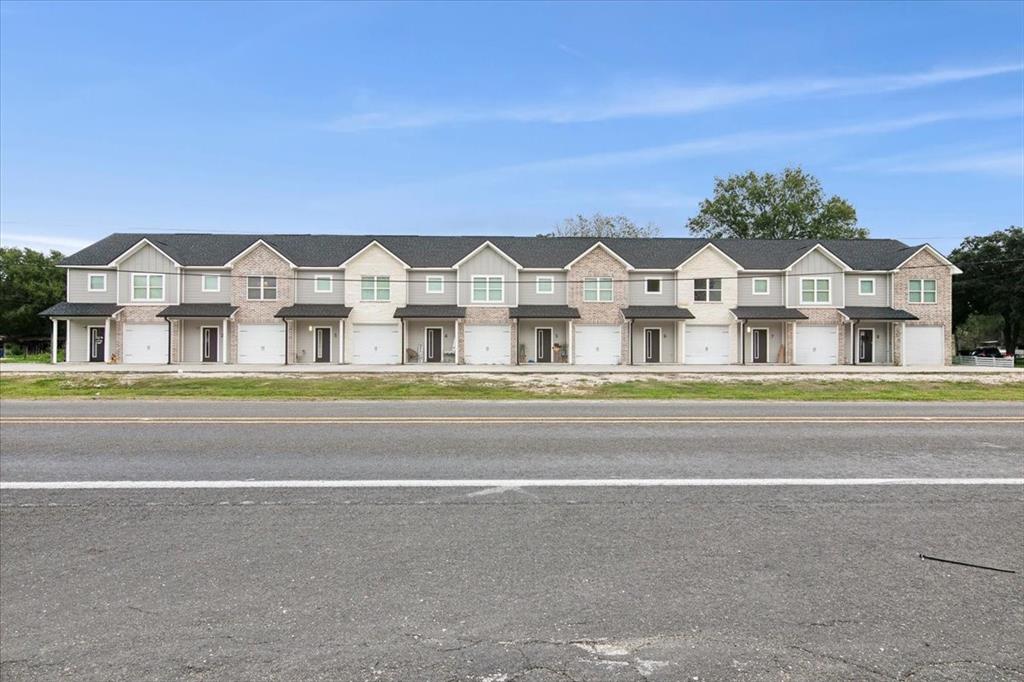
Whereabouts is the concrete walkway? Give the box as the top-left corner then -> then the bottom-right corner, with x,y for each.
2,361 -> 1020,375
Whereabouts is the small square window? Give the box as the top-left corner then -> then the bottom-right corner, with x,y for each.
426,276 -> 445,294
752,278 -> 769,295
314,275 -> 333,293
645,278 -> 662,294
859,278 -> 875,296
535,277 -> 554,294
201,275 -> 220,292
87,274 -> 107,292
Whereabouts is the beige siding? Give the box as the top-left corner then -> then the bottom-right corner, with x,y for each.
116,243 -> 179,305
786,250 -> 845,308
295,269 -> 345,304
677,246 -> 739,362
183,269 -> 231,304
628,273 -> 676,306
518,271 -> 567,305
343,243 -> 408,361
844,274 -> 890,307
737,274 -> 784,306
407,270 -> 457,305
457,246 -> 518,306
67,269 -> 116,303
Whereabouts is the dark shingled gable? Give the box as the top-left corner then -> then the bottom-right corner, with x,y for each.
839,306 -> 918,321
621,306 -> 695,319
393,305 -> 466,318
274,304 -> 352,318
157,304 -> 238,318
731,307 -> 808,320
507,305 -> 581,319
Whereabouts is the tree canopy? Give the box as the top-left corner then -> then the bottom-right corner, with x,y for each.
0,247 -> 66,342
545,213 -> 662,238
949,226 -> 1024,352
687,167 -> 867,239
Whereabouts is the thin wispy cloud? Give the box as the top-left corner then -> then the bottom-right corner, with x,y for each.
837,149 -> 1023,176
0,231 -> 91,253
324,63 -> 1022,132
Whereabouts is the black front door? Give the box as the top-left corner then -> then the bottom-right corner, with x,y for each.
536,328 -> 552,363
426,327 -> 442,363
644,328 -> 661,363
752,329 -> 768,364
858,329 -> 873,363
202,327 -> 219,362
315,328 -> 332,363
88,327 -> 105,362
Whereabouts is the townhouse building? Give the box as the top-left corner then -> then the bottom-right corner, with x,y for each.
42,233 -> 960,367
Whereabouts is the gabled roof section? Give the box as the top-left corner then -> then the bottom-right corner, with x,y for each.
339,239 -> 411,269
892,244 -> 963,275
786,243 -> 852,272
564,241 -> 634,270
108,238 -> 181,267
675,242 -> 742,270
453,240 -> 523,269
225,239 -> 298,268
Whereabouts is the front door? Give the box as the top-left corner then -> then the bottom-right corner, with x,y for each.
201,327 -> 219,362
858,328 -> 874,363
425,327 -> 442,363
315,327 -> 332,363
751,328 -> 768,364
536,328 -> 552,363
88,327 -> 105,362
644,328 -> 661,363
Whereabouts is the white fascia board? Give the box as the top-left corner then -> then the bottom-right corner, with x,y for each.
784,243 -> 852,272
225,239 -> 298,269
338,240 -> 411,269
452,240 -> 523,270
674,243 -> 742,271
107,238 -> 182,268
892,244 -> 963,275
564,241 -> 634,271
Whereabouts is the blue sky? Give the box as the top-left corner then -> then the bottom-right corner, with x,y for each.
1,1 -> 1021,255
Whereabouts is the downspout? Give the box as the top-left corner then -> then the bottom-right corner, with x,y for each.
166,318 -> 172,365
400,319 -> 405,364
283,319 -> 289,365
516,317 -> 520,365
741,320 -> 746,365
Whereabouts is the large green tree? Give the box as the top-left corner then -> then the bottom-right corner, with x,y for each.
0,247 -> 66,341
687,167 -> 867,239
544,213 -> 662,238
949,227 -> 1024,353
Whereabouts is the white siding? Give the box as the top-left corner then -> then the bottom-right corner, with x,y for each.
678,247 -> 739,363
343,243 -> 407,362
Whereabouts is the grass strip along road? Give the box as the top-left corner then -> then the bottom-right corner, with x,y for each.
1,373 -> 1023,400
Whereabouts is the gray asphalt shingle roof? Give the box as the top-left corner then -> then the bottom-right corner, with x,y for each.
156,304 -> 238,318
38,302 -> 122,318
59,233 -> 922,271
274,304 -> 353,318
621,306 -> 695,319
393,305 -> 466,318
731,306 -> 809,320
507,305 -> 581,319
839,306 -> 918,321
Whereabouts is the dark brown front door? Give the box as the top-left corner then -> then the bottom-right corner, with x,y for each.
202,327 -> 219,363
644,328 -> 661,363
88,327 -> 105,362
752,329 -> 768,364
536,328 -> 552,363
425,327 -> 442,363
315,327 -> 332,363
858,329 -> 874,363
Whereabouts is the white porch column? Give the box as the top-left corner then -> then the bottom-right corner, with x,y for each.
900,321 -> 907,366
64,320 -> 71,362
222,319 -> 228,363
453,319 -> 460,364
104,318 -> 111,362
338,319 -> 344,364
51,318 -> 58,364
567,319 -> 574,365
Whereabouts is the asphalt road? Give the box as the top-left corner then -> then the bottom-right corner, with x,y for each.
1,400 -> 1022,681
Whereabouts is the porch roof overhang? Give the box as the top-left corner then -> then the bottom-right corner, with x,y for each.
274,304 -> 352,319
393,305 -> 465,319
508,305 -> 580,319
39,302 -> 122,318
731,306 -> 808,320
622,306 -> 695,320
839,306 -> 918,321
157,304 -> 238,319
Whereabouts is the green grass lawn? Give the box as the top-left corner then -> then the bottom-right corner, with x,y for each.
1,374 -> 1021,401
0,350 -> 63,363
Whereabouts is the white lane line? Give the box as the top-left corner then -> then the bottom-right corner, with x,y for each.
2,478 -> 1022,490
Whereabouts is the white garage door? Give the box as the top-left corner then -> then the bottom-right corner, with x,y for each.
574,325 -> 621,365
904,326 -> 945,365
795,326 -> 838,365
463,325 -> 511,365
122,324 -> 168,364
684,325 -> 730,364
237,324 -> 285,364
351,324 -> 400,364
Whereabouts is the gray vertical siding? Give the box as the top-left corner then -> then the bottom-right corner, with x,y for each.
116,244 -> 179,305
457,247 -> 518,306
518,271 -> 567,305
407,270 -> 457,305
844,273 -> 890,307
182,269 -> 232,303
294,269 -> 345,304
627,273 -> 676,306
737,274 -> 784,306
67,269 -> 116,303
785,250 -> 844,308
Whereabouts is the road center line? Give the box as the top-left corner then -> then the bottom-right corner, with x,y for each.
2,478 -> 1022,490
1,416 -> 1021,425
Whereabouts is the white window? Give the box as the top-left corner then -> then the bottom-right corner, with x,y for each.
87,273 -> 107,292
131,273 -> 165,301
425,276 -> 445,294
693,278 -> 722,302
471,275 -> 503,303
908,279 -> 936,304
247,276 -> 277,301
201,275 -> 220,292
360,275 -> 390,302
752,278 -> 769,295
535,276 -> 554,294
800,278 -> 831,304
858,278 -> 875,296
314,275 -> 333,293
583,276 -> 613,302
645,277 -> 662,294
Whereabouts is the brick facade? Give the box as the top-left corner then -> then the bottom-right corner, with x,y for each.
228,244 -> 294,363
567,246 -> 629,364
795,307 -> 848,365
892,249 -> 954,365
458,306 -> 515,364
111,305 -> 174,363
